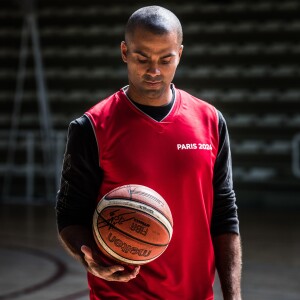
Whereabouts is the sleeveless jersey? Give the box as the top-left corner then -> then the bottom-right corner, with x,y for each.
85,87 -> 219,300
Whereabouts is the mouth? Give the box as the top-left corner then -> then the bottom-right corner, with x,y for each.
144,80 -> 162,87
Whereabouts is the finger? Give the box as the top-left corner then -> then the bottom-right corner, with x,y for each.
105,265 -> 125,275
81,245 -> 93,261
110,265 -> 140,282
130,265 -> 140,279
132,266 -> 140,277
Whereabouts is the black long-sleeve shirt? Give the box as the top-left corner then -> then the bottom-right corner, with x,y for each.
56,97 -> 239,237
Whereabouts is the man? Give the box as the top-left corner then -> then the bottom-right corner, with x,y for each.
56,5 -> 242,300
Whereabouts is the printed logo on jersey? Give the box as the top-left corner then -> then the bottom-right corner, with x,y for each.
177,143 -> 212,151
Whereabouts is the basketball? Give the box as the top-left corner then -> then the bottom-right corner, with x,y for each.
92,184 -> 173,265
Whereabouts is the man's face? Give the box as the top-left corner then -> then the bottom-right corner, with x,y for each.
121,28 -> 183,105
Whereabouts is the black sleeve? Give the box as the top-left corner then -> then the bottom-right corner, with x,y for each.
55,115 -> 103,232
211,110 -> 239,236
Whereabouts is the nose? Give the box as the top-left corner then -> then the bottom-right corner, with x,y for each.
147,61 -> 160,76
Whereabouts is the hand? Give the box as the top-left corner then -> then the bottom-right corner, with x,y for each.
81,245 -> 140,282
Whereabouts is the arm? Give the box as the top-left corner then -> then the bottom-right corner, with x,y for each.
212,111 -> 242,299
213,233 -> 242,300
56,116 -> 139,281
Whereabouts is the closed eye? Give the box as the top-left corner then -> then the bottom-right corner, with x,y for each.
161,59 -> 172,64
137,58 -> 148,64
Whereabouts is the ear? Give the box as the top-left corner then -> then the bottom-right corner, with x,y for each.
175,45 -> 184,66
120,41 -> 128,63
178,45 -> 184,60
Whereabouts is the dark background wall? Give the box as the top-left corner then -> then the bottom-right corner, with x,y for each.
0,0 -> 300,207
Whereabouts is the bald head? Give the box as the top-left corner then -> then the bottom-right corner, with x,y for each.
125,6 -> 183,45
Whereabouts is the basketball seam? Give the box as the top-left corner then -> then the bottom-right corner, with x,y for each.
96,199 -> 173,236
104,195 -> 171,223
96,209 -> 170,247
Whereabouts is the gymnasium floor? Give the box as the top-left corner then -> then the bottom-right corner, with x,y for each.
0,204 -> 299,300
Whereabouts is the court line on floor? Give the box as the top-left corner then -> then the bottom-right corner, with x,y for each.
52,289 -> 89,300
0,245 -> 67,300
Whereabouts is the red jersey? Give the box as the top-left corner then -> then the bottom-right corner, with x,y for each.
85,87 -> 219,300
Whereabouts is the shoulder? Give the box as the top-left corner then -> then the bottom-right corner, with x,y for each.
216,110 -> 226,126
67,115 -> 95,146
84,89 -> 126,129
176,88 -> 219,122
66,115 -> 99,158
86,90 -> 124,116
69,115 -> 92,133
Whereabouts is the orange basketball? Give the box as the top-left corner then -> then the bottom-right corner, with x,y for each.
92,184 -> 173,265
